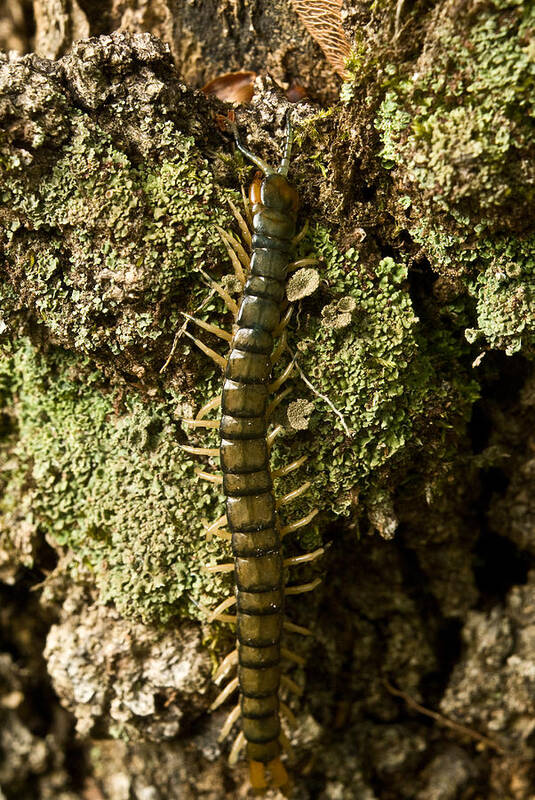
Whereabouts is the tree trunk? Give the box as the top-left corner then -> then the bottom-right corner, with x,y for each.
1,1 -> 534,798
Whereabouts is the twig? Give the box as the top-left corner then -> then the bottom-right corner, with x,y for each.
160,289 -> 216,374
288,348 -> 353,437
384,679 -> 507,755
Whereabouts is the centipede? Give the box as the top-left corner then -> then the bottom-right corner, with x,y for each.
181,114 -> 322,792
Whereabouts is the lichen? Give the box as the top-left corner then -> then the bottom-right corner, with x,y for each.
0,338 -> 231,623
373,1 -> 535,357
271,225 -> 477,521
2,111 -> 233,370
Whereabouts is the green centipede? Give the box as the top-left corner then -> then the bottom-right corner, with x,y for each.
182,115 -> 322,792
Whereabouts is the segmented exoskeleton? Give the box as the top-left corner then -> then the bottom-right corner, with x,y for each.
182,116 -> 322,792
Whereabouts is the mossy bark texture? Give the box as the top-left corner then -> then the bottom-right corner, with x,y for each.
1,1 -> 535,798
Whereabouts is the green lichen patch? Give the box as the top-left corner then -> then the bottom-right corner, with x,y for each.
1,110 -> 234,376
0,338 -> 230,624
372,1 -> 535,358
269,225 -> 477,519
374,1 -> 535,235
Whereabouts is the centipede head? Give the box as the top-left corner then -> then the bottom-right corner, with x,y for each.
249,172 -> 299,215
233,112 -> 299,215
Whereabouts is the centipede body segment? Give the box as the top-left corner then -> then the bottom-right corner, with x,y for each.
182,116 -> 320,791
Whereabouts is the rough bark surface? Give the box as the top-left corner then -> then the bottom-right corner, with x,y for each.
1,1 -> 535,799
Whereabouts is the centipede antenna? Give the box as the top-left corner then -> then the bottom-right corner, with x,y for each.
231,120 -> 275,176
278,112 -> 293,177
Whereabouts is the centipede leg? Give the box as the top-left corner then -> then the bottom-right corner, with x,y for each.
267,424 -> 283,450
273,306 -> 293,337
216,225 -> 247,285
218,703 -> 241,742
280,647 -> 305,667
284,620 -> 314,636
268,757 -> 289,789
280,701 -> 297,728
194,468 -> 223,485
183,418 -> 219,429
210,676 -> 239,711
200,270 -> 239,317
276,481 -> 311,508
292,219 -> 308,246
228,197 -> 252,250
241,185 -> 253,229
272,454 -> 308,479
182,313 -> 233,343
180,445 -> 220,457
280,509 -> 319,538
208,595 -> 236,623
269,360 -> 295,393
271,330 -> 287,365
266,386 -> 293,419
196,395 -> 221,420
283,546 -> 324,566
214,649 -> 238,683
287,257 -> 320,273
286,577 -> 322,595
228,731 -> 247,766
204,514 -> 228,540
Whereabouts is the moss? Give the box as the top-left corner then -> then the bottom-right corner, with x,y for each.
1,111 -> 235,373
373,1 -> 535,356
270,225 -> 477,521
0,220 -> 477,620
0,339 -> 231,623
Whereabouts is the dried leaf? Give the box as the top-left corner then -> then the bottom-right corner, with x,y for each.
202,71 -> 257,104
291,0 -> 351,79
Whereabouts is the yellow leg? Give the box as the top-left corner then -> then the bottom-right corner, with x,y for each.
273,306 -> 293,337
208,595 -> 236,623
268,757 -> 289,789
200,270 -> 239,316
272,455 -> 308,479
221,223 -> 250,272
284,620 -> 313,636
194,468 -> 223,485
196,395 -> 221,420
269,360 -> 295,393
229,196 -> 252,250
286,577 -> 322,595
271,329 -> 287,365
292,220 -> 308,246
280,647 -> 305,667
240,185 -> 253,230
210,676 -> 239,711
183,418 -> 219,429
266,386 -> 293,419
267,424 -> 283,450
211,528 -> 232,541
218,703 -> 241,742
204,514 -> 228,540
280,509 -> 319,538
229,731 -> 246,766
183,330 -> 227,370
180,445 -> 220,457
202,562 -> 234,574
287,257 -> 320,273
276,481 -> 311,508
280,701 -> 297,728
281,675 -> 303,696
182,312 -> 233,342
214,648 -> 238,683
283,546 -> 324,566
216,225 -> 246,285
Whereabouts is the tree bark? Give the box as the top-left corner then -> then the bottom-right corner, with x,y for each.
1,2 -> 535,798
